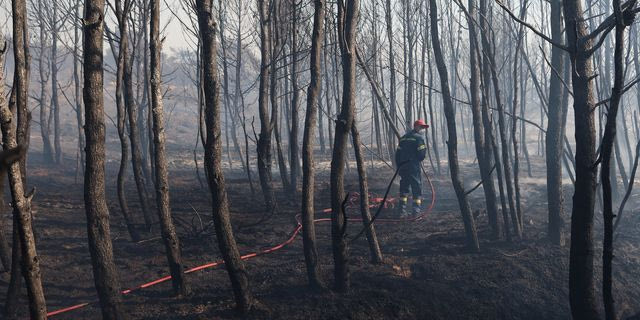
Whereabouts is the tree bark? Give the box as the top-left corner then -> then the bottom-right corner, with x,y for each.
51,1 -> 62,164
125,44 -> 154,231
430,0 -> 479,251
331,0 -> 359,292
83,0 -> 126,317
257,0 -> 275,210
37,0 -> 53,164
1,22 -> 47,318
601,2 -> 628,318
301,0 -> 325,289
351,124 -> 383,263
467,0 -> 500,239
73,2 -> 85,181
546,0 -> 566,245
112,1 -> 141,243
563,0 -> 600,317
196,0 -> 254,313
150,0 -> 189,296
289,1 -> 300,194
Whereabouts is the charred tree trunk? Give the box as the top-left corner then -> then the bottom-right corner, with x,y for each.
196,0 -> 254,313
301,0 -> 325,289
563,0 -> 604,317
330,0 -> 359,292
466,0 -> 500,239
37,0 -> 53,164
351,124 -> 383,263
384,0 -> 398,158
430,0 -> 479,251
257,0 -> 275,210
51,1 -> 62,164
289,2 -> 300,195
150,0 -> 189,296
113,0 -> 140,242
125,47 -> 154,231
0,168 -> 9,273
83,0 -> 126,317
73,2 -> 85,181
546,0 -> 566,245
1,21 -> 47,318
601,2 -> 628,318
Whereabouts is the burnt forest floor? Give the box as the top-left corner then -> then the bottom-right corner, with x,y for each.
1,148 -> 640,320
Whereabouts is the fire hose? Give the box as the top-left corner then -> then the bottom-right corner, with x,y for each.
46,171 -> 435,317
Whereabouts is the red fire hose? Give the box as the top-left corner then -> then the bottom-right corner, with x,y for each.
46,173 -> 436,317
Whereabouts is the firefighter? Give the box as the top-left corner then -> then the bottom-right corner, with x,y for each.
395,119 -> 429,216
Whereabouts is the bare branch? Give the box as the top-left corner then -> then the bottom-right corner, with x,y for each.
494,0 -> 569,51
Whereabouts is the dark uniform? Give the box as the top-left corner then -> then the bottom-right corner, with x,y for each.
395,129 -> 427,215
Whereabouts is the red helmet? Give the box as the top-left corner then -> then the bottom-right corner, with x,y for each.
414,119 -> 429,129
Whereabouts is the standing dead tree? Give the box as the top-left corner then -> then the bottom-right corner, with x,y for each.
257,0 -> 276,210
110,0 -> 141,242
545,0 -> 566,246
150,0 -> 189,296
599,1 -> 633,318
351,123 -> 383,263
83,0 -> 126,317
32,0 -> 54,164
301,0 -> 325,289
330,0 -> 359,292
430,0 -> 479,251
460,0 -> 500,239
0,18 -> 47,318
196,0 -> 254,313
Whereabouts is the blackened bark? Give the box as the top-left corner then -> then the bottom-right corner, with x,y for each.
467,0 -> 500,239
351,124 -> 383,263
257,0 -> 275,210
1,24 -> 47,318
384,0 -> 398,157
430,0 -> 479,251
112,0 -> 140,243
331,0 -> 359,292
83,0 -> 125,317
196,0 -> 254,313
546,0 -> 566,246
301,0 -> 325,289
150,0 -> 189,296
73,2 -> 85,181
51,1 -> 62,164
125,49 -> 154,231
289,2 -> 300,194
36,0 -> 53,164
0,169 -> 10,272
601,2 -> 628,318
564,0 -> 600,317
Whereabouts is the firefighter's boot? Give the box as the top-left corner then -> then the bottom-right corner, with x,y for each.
412,198 -> 423,216
397,195 -> 409,217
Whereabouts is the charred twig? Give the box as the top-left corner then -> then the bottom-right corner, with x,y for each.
350,161 -> 406,243
464,165 -> 497,196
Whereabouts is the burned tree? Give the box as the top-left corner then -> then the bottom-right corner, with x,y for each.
301,0 -> 325,289
150,0 -> 189,296
330,0 -> 359,292
599,1 -> 632,318
429,0 -> 479,251
83,0 -> 126,317
464,0 -> 500,239
257,0 -> 276,210
110,0 -> 141,242
545,0 -> 566,246
196,0 -> 254,313
0,17 -> 47,317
